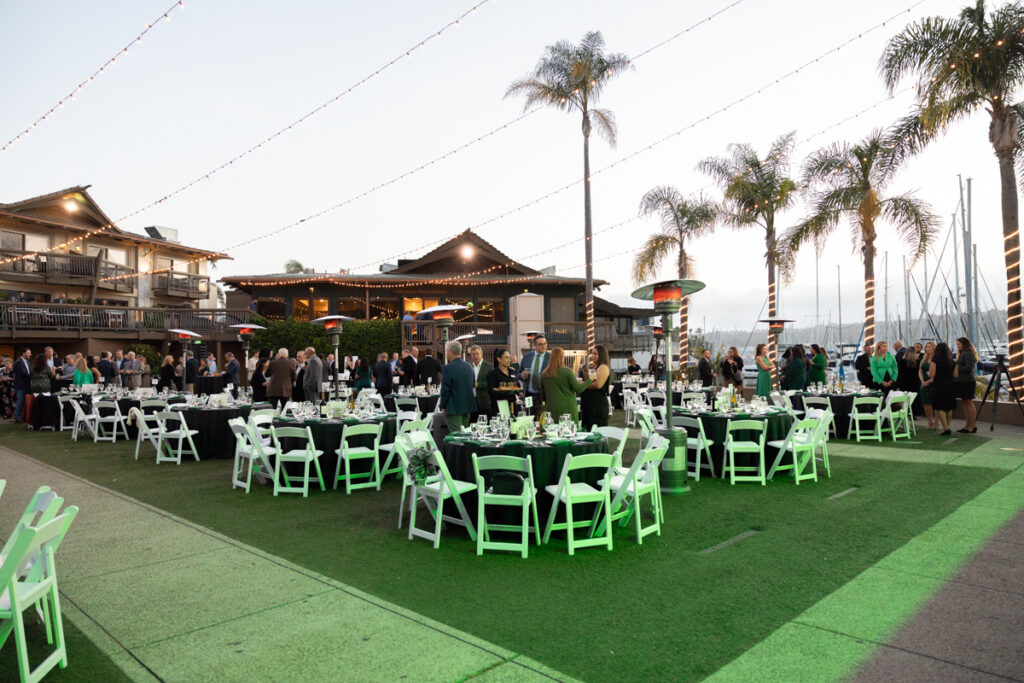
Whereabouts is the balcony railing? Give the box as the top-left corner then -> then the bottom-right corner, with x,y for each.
0,248 -> 136,293
151,271 -> 210,298
0,302 -> 250,337
400,320 -> 646,352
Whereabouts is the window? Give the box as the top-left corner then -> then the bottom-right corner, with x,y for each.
549,297 -> 575,323
446,297 -> 474,323
89,245 -> 128,265
476,298 -> 505,323
1,231 -> 24,251
257,298 -> 286,321
402,297 -> 438,317
615,316 -> 631,335
312,298 -> 329,318
337,296 -> 365,320
369,297 -> 400,320
24,234 -> 48,252
292,298 -> 310,320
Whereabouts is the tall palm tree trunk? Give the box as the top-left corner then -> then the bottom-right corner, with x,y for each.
766,227 -> 779,387
582,129 -> 595,350
997,151 -> 1024,387
863,241 -> 876,352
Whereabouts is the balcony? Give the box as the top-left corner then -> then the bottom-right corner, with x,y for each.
0,248 -> 136,293
0,302 -> 250,341
151,272 -> 210,299
400,320 -> 645,353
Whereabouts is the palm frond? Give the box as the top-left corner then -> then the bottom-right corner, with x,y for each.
879,193 -> 940,264
632,233 -> 677,285
588,107 -> 617,146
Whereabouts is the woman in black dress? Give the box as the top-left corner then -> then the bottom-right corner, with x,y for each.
928,342 -> 957,435
486,348 -> 520,415
292,350 -> 306,402
954,337 -> 978,433
157,355 -> 176,392
896,345 -> 922,416
250,357 -> 269,402
580,344 -> 611,429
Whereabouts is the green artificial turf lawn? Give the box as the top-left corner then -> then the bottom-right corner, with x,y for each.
0,423 -> 1006,682
837,427 -> 990,452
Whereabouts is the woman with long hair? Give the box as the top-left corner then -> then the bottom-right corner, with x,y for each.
86,355 -> 102,383
72,356 -> 93,386
580,344 -> 611,428
809,344 -> 828,385
353,357 -> 372,395
870,341 -> 898,392
30,352 -> 54,394
955,337 -> 978,433
754,343 -> 774,397
782,345 -> 807,391
540,347 -> 592,423
897,345 -> 922,416
487,348 -> 521,415
157,355 -> 176,392
929,342 -> 957,435
918,341 -> 937,429
250,356 -> 270,402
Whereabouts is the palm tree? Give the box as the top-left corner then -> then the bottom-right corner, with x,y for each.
783,130 -> 939,351
633,187 -> 717,371
284,260 -> 304,274
698,133 -> 798,380
505,31 -> 630,348
880,0 -> 1024,386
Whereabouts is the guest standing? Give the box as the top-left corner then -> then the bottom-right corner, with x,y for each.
697,349 -> 715,388
955,337 -> 978,433
184,351 -> 199,394
96,351 -> 117,385
809,344 -> 828,385
720,348 -> 741,391
918,341 -> 937,429
31,353 -> 55,394
157,355 -> 176,392
897,345 -> 922,416
781,346 -> 807,391
267,349 -> 296,409
519,335 -> 549,414
580,344 -> 611,429
373,352 -> 392,394
13,348 -> 32,422
754,343 -> 774,397
72,357 -> 94,386
0,357 -> 15,419
870,341 -> 898,393
250,357 -> 269,403
540,347 -> 592,424
855,346 -> 874,387
439,340 -> 475,433
292,350 -> 306,402
468,345 -> 493,419
353,357 -> 373,395
486,348 -> 520,414
929,342 -> 957,435
303,347 -> 323,403
415,349 -> 442,386
401,347 -> 417,387
223,352 -> 241,395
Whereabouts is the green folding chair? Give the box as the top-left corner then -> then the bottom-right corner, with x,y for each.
543,453 -> 616,555
593,441 -> 669,544
472,454 -> 541,558
270,425 -> 325,497
848,396 -> 883,442
334,422 -> 383,493
767,417 -> 819,484
723,419 -> 768,485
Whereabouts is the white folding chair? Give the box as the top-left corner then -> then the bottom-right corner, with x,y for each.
673,415 -> 716,480
408,449 -> 477,548
128,407 -> 163,461
542,452 -> 616,555
334,422 -> 383,493
622,389 -> 641,427
379,418 -> 431,485
767,416 -> 820,484
801,396 -> 835,436
848,396 -> 883,442
882,394 -> 912,441
392,432 -> 441,529
269,425 -> 326,497
56,395 -> 75,432
805,408 -> 833,478
472,453 -> 541,558
69,399 -> 98,442
154,410 -> 200,464
723,419 -> 768,485
229,418 -> 278,493
593,441 -> 668,544
93,398 -> 129,442
248,411 -> 275,447
905,391 -> 919,436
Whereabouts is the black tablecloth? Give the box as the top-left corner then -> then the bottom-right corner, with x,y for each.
670,409 -> 793,476
442,434 -> 608,519
195,375 -> 227,396
271,415 -> 397,483
790,391 -> 882,440
383,394 -> 439,414
180,404 -> 265,458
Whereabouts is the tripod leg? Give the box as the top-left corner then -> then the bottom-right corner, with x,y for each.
982,368 -> 1000,432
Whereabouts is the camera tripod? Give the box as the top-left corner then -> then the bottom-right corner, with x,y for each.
977,355 -> 1024,432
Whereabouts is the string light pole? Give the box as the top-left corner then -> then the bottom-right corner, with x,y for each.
633,279 -> 705,495
311,315 -> 354,398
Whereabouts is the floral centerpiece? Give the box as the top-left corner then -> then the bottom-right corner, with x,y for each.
405,446 -> 437,485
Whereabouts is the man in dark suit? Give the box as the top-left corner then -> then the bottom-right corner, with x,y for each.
518,335 -> 549,414
223,352 -> 241,397
184,351 -> 199,393
855,346 -> 874,387
415,349 -> 441,386
440,340 -> 475,433
266,348 -> 296,409
374,353 -> 393,394
698,349 -> 715,387
96,351 -> 117,385
468,344 -> 493,419
400,346 -> 417,387
13,347 -> 32,422
303,347 -> 323,403
893,340 -> 907,363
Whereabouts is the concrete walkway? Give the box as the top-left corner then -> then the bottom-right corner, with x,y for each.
0,446 -> 575,682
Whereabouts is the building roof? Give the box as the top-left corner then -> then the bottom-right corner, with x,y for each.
222,229 -> 608,292
593,296 -> 655,319
0,185 -> 230,260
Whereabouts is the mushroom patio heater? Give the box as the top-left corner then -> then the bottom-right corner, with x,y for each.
168,329 -> 201,358
420,305 -> 468,350
644,324 -> 665,370
632,279 -> 706,495
229,323 -> 266,383
312,315 -> 354,397
758,318 -> 794,388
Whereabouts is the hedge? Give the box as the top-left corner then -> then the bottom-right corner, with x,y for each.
250,318 -> 401,360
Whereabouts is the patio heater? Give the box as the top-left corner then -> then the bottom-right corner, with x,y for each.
312,315 -> 354,398
454,333 -> 475,359
168,329 -> 201,358
419,304 -> 468,353
758,318 -> 794,388
632,279 -> 706,495
229,323 -> 266,382
645,325 -> 665,374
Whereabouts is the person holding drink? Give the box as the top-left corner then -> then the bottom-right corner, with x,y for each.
580,344 -> 611,429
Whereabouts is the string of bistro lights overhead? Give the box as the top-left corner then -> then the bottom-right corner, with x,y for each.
0,0 -> 496,269
1,1 -> 186,154
100,0 -> 931,285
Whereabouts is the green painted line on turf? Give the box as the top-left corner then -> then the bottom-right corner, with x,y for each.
706,471 -> 1024,682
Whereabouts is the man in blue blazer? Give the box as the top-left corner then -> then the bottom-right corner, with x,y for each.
13,347 -> 32,422
518,335 -> 549,414
440,340 -> 476,433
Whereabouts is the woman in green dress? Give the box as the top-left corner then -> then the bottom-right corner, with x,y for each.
809,344 -> 828,385
72,357 -> 94,386
540,347 -> 592,423
352,357 -> 373,395
918,341 -> 936,429
754,343 -> 774,397
782,345 -> 808,391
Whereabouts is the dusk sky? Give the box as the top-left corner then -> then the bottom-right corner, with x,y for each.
0,0 -> 1010,335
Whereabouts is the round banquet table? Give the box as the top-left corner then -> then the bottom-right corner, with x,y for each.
271,414 -> 397,484
31,393 -> 188,432
669,408 -> 793,477
383,394 -> 439,415
195,375 -> 227,396
442,433 -> 608,520
178,403 -> 268,459
790,391 -> 882,439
